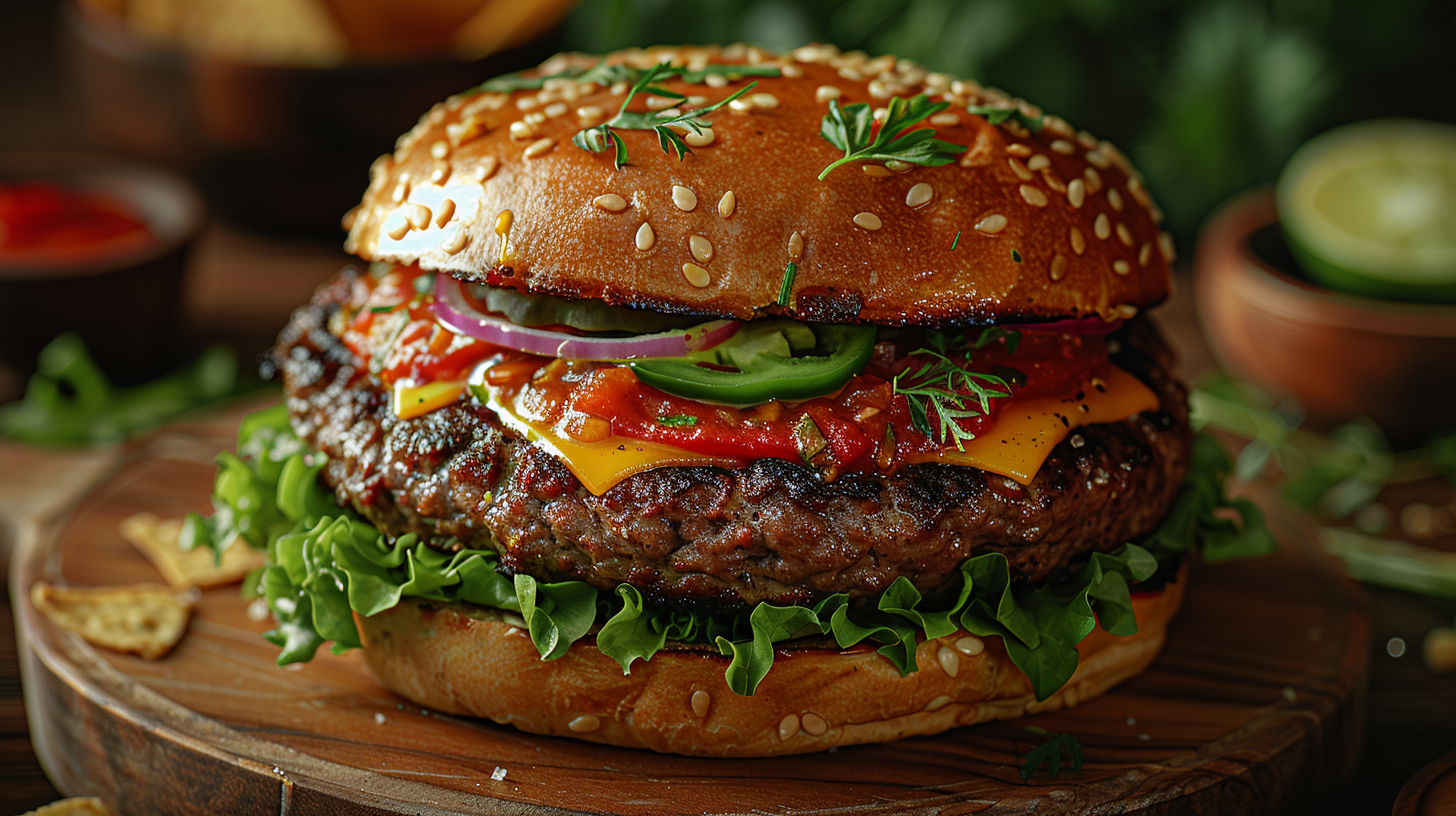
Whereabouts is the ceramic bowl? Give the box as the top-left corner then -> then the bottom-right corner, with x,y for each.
1195,189 -> 1456,447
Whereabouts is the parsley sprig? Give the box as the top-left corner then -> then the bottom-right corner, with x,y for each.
893,328 -> 1022,451
966,104 -> 1046,134
572,62 -> 762,168
1020,727 -> 1084,781
818,95 -> 967,179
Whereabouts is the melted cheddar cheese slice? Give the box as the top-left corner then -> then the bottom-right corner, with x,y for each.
425,363 -> 1160,495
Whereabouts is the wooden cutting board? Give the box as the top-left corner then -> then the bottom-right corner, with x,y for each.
10,403 -> 1370,816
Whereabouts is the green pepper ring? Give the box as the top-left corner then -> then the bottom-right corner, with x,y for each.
627,323 -> 878,405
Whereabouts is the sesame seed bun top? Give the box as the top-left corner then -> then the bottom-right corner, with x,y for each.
344,43 -> 1173,326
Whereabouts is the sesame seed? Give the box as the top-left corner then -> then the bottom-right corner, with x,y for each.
682,262 -> 711,288
635,222 -> 655,251
684,127 -> 715,147
1070,226 -> 1086,255
474,156 -> 499,182
446,117 -> 487,147
691,690 -> 711,717
886,159 -> 914,173
543,102 -> 568,118
1077,130 -> 1099,149
838,67 -> 863,81
1083,167 -> 1103,193
593,194 -> 627,212
905,182 -> 934,209
975,214 -> 1008,234
1042,173 -> 1066,194
1094,214 -> 1111,240
610,80 -> 629,94
1159,231 -> 1177,262
728,98 -> 754,112
515,96 -> 538,111
718,190 -> 736,218
1086,149 -> 1111,169
430,140 -> 449,160
937,646 -> 960,678
780,63 -> 803,78
1005,143 -> 1033,157
929,112 -> 959,126
868,79 -> 893,99
391,181 -> 409,203
1116,304 -> 1139,319
434,199 -> 456,227
690,235 -> 714,262
800,712 -> 828,736
853,212 -> 882,230
778,714 -> 800,740
567,715 -> 600,733
815,85 -> 842,103
404,203 -> 432,230
1116,222 -> 1133,246
955,635 -> 985,655
685,95 -> 707,105
672,185 -> 697,211
576,105 -> 605,125
523,137 -> 556,159
704,73 -> 728,88
1050,139 -> 1076,155
863,165 -> 892,177
508,121 -> 534,141
1050,254 -> 1067,281
441,225 -> 469,254
1026,154 -> 1049,171
1008,158 -> 1033,181
1067,178 -> 1086,208
384,212 -> 410,240
1019,185 -> 1048,207
646,95 -> 676,110
788,230 -> 804,260
1108,188 -> 1124,212
1127,177 -> 1151,208
865,54 -> 896,73
1139,242 -> 1153,266
523,111 -> 546,126
429,165 -> 450,185
750,93 -> 779,109
1113,259 -> 1132,275
873,107 -> 889,122
925,695 -> 952,712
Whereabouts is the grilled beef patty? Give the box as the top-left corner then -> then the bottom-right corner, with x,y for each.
273,269 -> 1192,613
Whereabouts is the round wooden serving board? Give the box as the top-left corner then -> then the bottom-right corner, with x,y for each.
12,407 -> 1370,816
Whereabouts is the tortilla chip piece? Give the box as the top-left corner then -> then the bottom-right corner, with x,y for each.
22,798 -> 113,816
120,512 -> 265,590
31,581 -> 196,660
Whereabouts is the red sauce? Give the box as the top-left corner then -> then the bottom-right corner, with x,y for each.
342,266 -> 1109,477
0,181 -> 153,262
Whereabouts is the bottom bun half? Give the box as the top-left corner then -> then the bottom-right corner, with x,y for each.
356,564 -> 1187,758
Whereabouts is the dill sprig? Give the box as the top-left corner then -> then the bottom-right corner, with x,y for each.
893,328 -> 1022,450
573,62 -> 760,168
818,94 -> 967,180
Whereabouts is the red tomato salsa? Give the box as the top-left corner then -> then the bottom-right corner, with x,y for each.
340,266 -> 1110,477
0,181 -> 152,261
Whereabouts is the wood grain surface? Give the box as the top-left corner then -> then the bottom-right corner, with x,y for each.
9,401 -> 1370,816
1394,750 -> 1456,816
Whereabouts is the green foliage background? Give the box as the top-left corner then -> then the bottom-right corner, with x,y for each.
562,0 -> 1456,245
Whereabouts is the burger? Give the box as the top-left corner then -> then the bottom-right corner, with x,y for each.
187,43 -> 1273,758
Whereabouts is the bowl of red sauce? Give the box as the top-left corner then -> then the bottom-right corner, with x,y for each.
0,153 -> 204,393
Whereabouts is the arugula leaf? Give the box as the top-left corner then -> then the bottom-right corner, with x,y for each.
818,95 -> 967,179
1143,433 -> 1278,562
574,61 -> 760,168
966,104 -> 1046,134
1020,728 -> 1084,780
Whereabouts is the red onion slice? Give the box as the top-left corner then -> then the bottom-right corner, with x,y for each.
432,275 -> 741,360
1015,316 -> 1125,335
